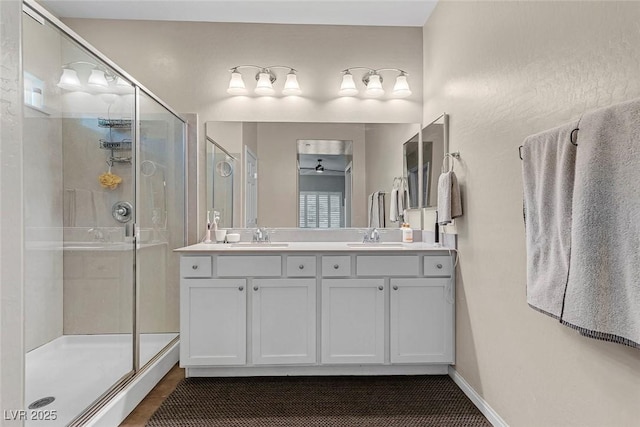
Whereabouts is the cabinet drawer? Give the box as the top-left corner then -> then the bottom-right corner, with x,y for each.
217,255 -> 281,277
357,255 -> 419,276
322,256 -> 351,277
424,256 -> 453,277
286,256 -> 317,277
181,256 -> 212,278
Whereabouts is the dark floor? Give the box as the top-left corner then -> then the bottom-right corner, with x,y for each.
119,364 -> 185,427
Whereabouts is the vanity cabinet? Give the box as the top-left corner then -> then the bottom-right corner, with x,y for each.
251,279 -> 316,365
180,278 -> 246,366
321,279 -> 385,364
178,248 -> 456,377
390,278 -> 454,363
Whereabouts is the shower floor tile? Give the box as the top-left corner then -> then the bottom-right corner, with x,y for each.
25,333 -> 177,427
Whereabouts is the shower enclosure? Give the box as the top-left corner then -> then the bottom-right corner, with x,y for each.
22,2 -> 185,425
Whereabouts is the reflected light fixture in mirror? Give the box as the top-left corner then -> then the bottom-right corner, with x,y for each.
227,65 -> 301,96
88,69 -> 109,88
339,67 -> 411,98
57,61 -> 130,93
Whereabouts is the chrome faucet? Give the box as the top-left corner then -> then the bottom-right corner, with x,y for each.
252,227 -> 270,243
363,227 -> 380,243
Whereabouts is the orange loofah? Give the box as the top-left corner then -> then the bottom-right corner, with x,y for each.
99,172 -> 122,190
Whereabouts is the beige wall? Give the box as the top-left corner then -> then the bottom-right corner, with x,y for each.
423,1 -> 640,426
61,19 -> 423,234
1,0 -> 25,419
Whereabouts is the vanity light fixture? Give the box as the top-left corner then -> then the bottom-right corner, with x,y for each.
339,67 -> 412,98
57,61 -> 131,93
227,65 -> 301,96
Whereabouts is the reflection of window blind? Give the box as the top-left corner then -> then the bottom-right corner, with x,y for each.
299,191 -> 343,228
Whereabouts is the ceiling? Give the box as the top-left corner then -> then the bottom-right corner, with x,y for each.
39,0 -> 438,27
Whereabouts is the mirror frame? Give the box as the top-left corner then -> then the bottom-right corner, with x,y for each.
421,113 -> 449,209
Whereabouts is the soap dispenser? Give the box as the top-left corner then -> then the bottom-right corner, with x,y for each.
402,223 -> 413,243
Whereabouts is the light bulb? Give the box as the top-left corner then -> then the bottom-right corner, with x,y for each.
365,73 -> 384,98
57,68 -> 82,91
255,71 -> 275,96
227,70 -> 247,95
282,70 -> 301,96
88,69 -> 109,88
339,72 -> 358,96
392,74 -> 412,98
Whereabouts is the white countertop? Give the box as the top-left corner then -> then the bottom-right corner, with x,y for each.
175,241 -> 454,253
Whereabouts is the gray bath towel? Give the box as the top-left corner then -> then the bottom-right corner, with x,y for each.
522,123 -> 577,318
437,171 -> 462,225
561,98 -> 640,348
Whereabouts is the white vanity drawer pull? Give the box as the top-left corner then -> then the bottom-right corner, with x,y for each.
299,264 -> 305,270
192,265 -> 198,270
333,264 -> 340,269
253,286 -> 259,291
393,285 -> 398,290
239,286 -> 244,291
378,285 -> 384,291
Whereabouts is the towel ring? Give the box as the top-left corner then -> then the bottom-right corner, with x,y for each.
441,152 -> 461,174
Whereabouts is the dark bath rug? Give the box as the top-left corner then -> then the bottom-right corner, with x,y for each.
146,375 -> 491,426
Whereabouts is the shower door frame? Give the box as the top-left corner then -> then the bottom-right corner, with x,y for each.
22,0 -> 188,424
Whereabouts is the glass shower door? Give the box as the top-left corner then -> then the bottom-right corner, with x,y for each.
22,7 -> 135,426
135,91 -> 185,368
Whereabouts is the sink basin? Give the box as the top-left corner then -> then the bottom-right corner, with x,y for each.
227,242 -> 289,248
346,242 -> 405,248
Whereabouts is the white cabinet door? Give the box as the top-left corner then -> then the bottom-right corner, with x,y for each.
251,279 -> 316,365
390,278 -> 454,364
321,278 -> 385,364
180,279 -> 246,366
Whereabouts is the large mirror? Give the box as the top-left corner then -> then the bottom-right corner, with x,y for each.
205,121 -> 424,228
421,113 -> 448,208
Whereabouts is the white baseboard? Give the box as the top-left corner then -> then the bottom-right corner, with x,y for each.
448,366 -> 508,427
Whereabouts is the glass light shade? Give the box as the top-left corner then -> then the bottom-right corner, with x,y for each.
57,68 -> 82,91
282,72 -> 302,96
365,74 -> 384,98
88,69 -> 109,88
255,72 -> 275,96
227,71 -> 247,95
392,75 -> 412,98
339,73 -> 358,96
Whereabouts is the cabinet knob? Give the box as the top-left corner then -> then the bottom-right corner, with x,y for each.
378,285 -> 384,291
299,264 -> 305,270
333,264 -> 339,269
191,265 -> 198,270
437,264 -> 443,269
393,285 -> 398,290
238,286 -> 244,291
253,286 -> 259,291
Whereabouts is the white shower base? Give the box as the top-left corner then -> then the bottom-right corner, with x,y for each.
25,333 -> 177,427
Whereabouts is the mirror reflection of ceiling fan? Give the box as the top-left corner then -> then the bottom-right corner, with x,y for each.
299,159 -> 344,174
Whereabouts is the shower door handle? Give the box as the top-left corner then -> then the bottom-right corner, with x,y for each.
125,223 -> 134,237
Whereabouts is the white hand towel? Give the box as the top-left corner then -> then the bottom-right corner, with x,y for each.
437,171 -> 462,225
390,187 -> 399,222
